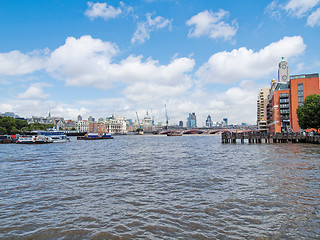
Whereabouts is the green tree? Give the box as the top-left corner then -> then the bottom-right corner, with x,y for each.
15,119 -> 28,130
10,127 -> 19,135
296,94 -> 320,131
0,126 -> 6,135
0,116 -> 55,134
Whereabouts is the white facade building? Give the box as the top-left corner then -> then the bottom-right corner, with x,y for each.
105,116 -> 127,134
76,120 -> 89,132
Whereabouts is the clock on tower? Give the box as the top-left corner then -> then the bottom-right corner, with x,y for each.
278,57 -> 290,83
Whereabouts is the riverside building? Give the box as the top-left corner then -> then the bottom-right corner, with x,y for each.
265,57 -> 319,133
76,115 -> 126,134
76,120 -> 89,132
257,87 -> 270,131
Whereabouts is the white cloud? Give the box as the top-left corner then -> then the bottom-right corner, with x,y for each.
186,9 -> 238,41
267,0 -> 320,26
196,36 -> 306,84
265,1 -> 282,19
0,50 -> 44,76
17,83 -> 50,100
0,103 -> 14,113
47,35 -> 119,88
51,106 -> 90,120
84,2 -> 122,20
284,0 -> 320,18
46,35 -> 194,94
131,13 -> 172,44
0,96 -> 90,120
113,56 -> 194,85
307,7 -> 320,26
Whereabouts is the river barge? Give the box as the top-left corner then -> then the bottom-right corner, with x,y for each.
77,133 -> 113,140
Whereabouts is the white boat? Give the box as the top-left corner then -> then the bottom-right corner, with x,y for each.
38,131 -> 69,143
17,135 -> 53,144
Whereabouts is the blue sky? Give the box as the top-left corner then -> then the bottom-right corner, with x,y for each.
1,0 -> 320,125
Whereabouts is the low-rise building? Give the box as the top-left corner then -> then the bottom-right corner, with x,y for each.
64,120 -> 76,130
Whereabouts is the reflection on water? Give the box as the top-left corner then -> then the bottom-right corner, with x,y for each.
0,135 -> 319,239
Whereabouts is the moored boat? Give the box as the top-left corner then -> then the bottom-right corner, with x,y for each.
17,135 -> 53,144
77,133 -> 113,140
38,131 -> 69,143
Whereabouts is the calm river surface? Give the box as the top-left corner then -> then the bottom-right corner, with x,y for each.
1,135 -> 320,239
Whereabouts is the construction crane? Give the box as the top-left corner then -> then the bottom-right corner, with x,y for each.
165,105 -> 169,130
135,111 -> 143,135
151,110 -> 155,126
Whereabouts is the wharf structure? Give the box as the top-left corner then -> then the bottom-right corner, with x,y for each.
258,57 -> 319,133
222,131 -> 320,144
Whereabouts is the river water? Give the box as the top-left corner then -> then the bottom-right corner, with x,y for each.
0,135 -> 319,239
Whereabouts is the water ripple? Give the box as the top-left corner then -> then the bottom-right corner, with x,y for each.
0,135 -> 320,239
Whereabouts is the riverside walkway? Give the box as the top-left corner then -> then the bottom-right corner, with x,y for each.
221,132 -> 320,144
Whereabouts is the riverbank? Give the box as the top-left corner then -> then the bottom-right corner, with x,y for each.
222,132 -> 320,144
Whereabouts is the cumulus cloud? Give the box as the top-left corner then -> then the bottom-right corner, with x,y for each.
17,83 -> 50,100
186,9 -> 238,41
47,35 -> 119,88
196,36 -> 306,84
85,2 -> 122,20
131,13 -> 172,44
0,50 -> 44,76
46,35 -> 194,93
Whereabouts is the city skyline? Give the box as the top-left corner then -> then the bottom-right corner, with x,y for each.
1,0 -> 320,125
0,111 -> 229,129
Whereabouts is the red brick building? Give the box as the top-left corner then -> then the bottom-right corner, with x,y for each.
266,58 -> 319,133
289,74 -> 320,132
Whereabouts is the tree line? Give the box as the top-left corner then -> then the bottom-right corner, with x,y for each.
0,116 -> 54,135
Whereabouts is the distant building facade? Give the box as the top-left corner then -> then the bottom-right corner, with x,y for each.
222,118 -> 228,127
64,120 -> 76,130
187,113 -> 197,128
77,115 -> 82,122
76,120 -> 89,132
205,115 -> 213,128
257,87 -> 270,131
106,116 -> 127,134
142,112 -> 153,132
76,115 -> 126,134
28,115 -> 65,129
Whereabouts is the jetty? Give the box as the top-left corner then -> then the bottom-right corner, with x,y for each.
221,132 -> 320,144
